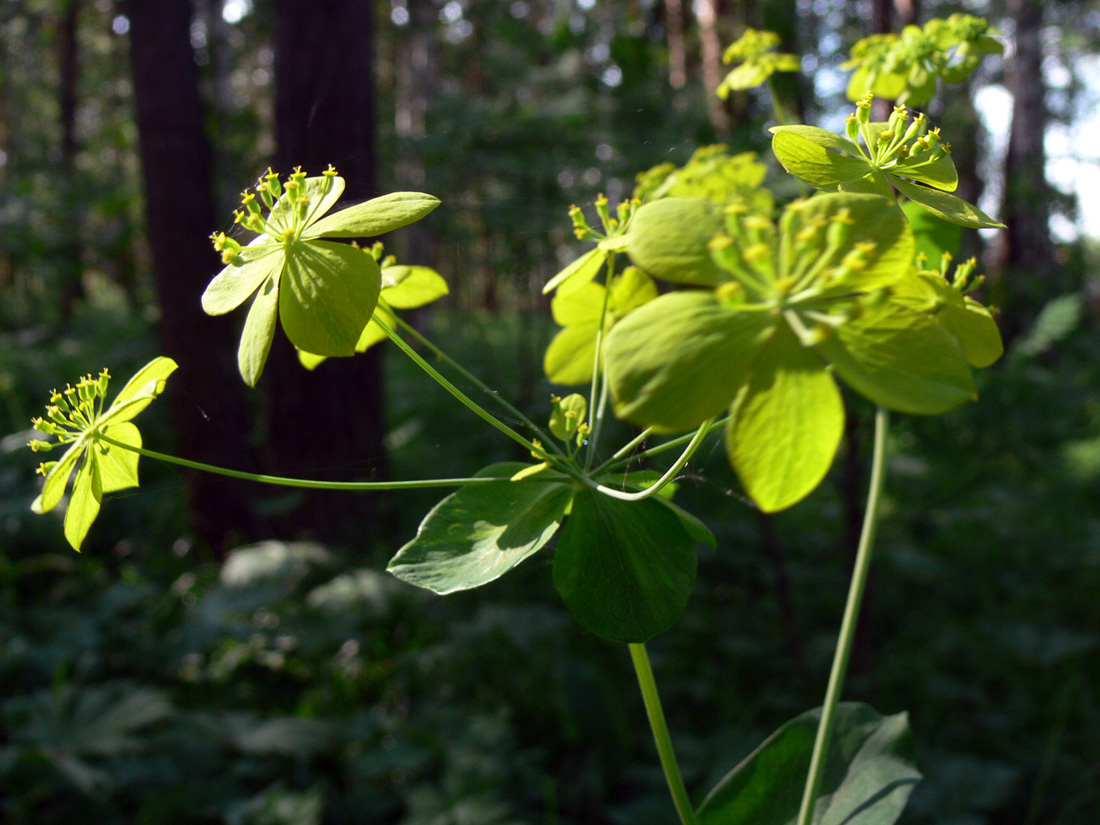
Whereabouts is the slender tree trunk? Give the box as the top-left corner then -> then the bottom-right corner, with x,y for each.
126,0 -> 262,552
696,0 -> 731,132
57,0 -> 84,317
991,0 -> 1053,337
665,0 -> 687,90
263,0 -> 388,547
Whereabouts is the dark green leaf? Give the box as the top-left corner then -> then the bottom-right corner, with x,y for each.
696,703 -> 920,825
552,489 -> 696,643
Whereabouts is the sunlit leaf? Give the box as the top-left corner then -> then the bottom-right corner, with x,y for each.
388,463 -> 573,594
305,192 -> 441,239
279,240 -> 381,356
64,451 -> 102,551
625,198 -> 726,286
893,177 -> 1003,228
726,325 -> 844,512
607,291 -> 776,432
238,276 -> 281,388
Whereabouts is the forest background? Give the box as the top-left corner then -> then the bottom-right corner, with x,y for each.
3,0 -> 1100,823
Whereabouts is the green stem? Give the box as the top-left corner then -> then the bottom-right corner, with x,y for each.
629,643 -> 698,825
591,419 -> 711,502
97,433 -> 515,491
389,312 -> 557,450
373,314 -> 549,459
796,406 -> 889,825
604,417 -> 728,472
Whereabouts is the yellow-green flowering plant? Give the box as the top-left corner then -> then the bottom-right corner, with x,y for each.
716,27 -> 801,97
27,357 -> 177,550
23,18 -> 1012,825
203,166 -> 439,385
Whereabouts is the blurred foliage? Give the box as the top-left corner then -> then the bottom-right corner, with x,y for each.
3,0 -> 1100,822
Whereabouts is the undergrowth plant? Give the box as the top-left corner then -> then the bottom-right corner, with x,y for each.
25,18 -> 1007,825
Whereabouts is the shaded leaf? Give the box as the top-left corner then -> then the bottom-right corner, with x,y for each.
626,198 -> 725,286
552,489 -> 696,643
305,192 -> 440,239
696,703 -> 920,825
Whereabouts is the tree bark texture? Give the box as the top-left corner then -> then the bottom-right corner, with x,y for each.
263,0 -> 388,547
992,0 -> 1054,335
126,0 -> 262,552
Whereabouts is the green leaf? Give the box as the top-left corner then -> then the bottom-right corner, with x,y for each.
381,265 -> 449,308
658,498 -> 717,550
238,275 -> 281,387
551,281 -> 604,327
552,489 -> 696,643
305,192 -> 440,239
279,240 -> 381,356
543,248 -> 608,295
770,128 -> 876,192
696,703 -> 920,825
94,423 -> 141,493
31,439 -> 84,514
202,242 -> 283,315
64,450 -> 102,551
544,325 -> 599,386
896,273 -> 1003,369
387,463 -> 573,594
892,177 -> 1004,228
109,356 -> 179,411
606,292 -> 776,432
727,325 -> 844,512
902,201 -> 962,263
894,152 -> 958,192
819,301 -> 976,414
625,198 -> 725,286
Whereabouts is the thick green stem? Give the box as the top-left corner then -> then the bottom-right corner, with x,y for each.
373,314 -> 549,459
629,643 -> 698,825
796,406 -> 889,825
97,433 -> 515,491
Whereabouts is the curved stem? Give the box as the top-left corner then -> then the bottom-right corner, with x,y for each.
796,406 -> 890,825
604,417 -> 727,472
630,643 -> 698,825
389,312 -> 557,449
592,425 -> 655,474
373,314 -> 549,458
97,433 -> 515,491
590,418 -> 711,501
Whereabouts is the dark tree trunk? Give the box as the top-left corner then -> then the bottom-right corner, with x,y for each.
126,0 -> 262,552
57,0 -> 84,317
262,0 -> 387,547
696,0 -> 731,132
991,0 -> 1054,337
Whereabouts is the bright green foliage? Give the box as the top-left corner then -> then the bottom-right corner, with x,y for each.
542,195 -> 635,296
27,357 -> 177,550
843,15 -> 1002,106
607,192 -> 983,511
544,266 -> 657,385
902,200 -> 962,264
634,146 -> 773,213
771,100 -> 1003,228
717,28 -> 801,96
696,703 -> 920,825
299,243 -> 449,369
552,489 -> 696,643
893,254 -> 1003,369
624,198 -> 727,286
203,167 -> 439,386
387,463 -> 574,594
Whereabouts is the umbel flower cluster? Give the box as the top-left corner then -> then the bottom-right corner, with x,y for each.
203,166 -> 439,385
26,358 -> 178,550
